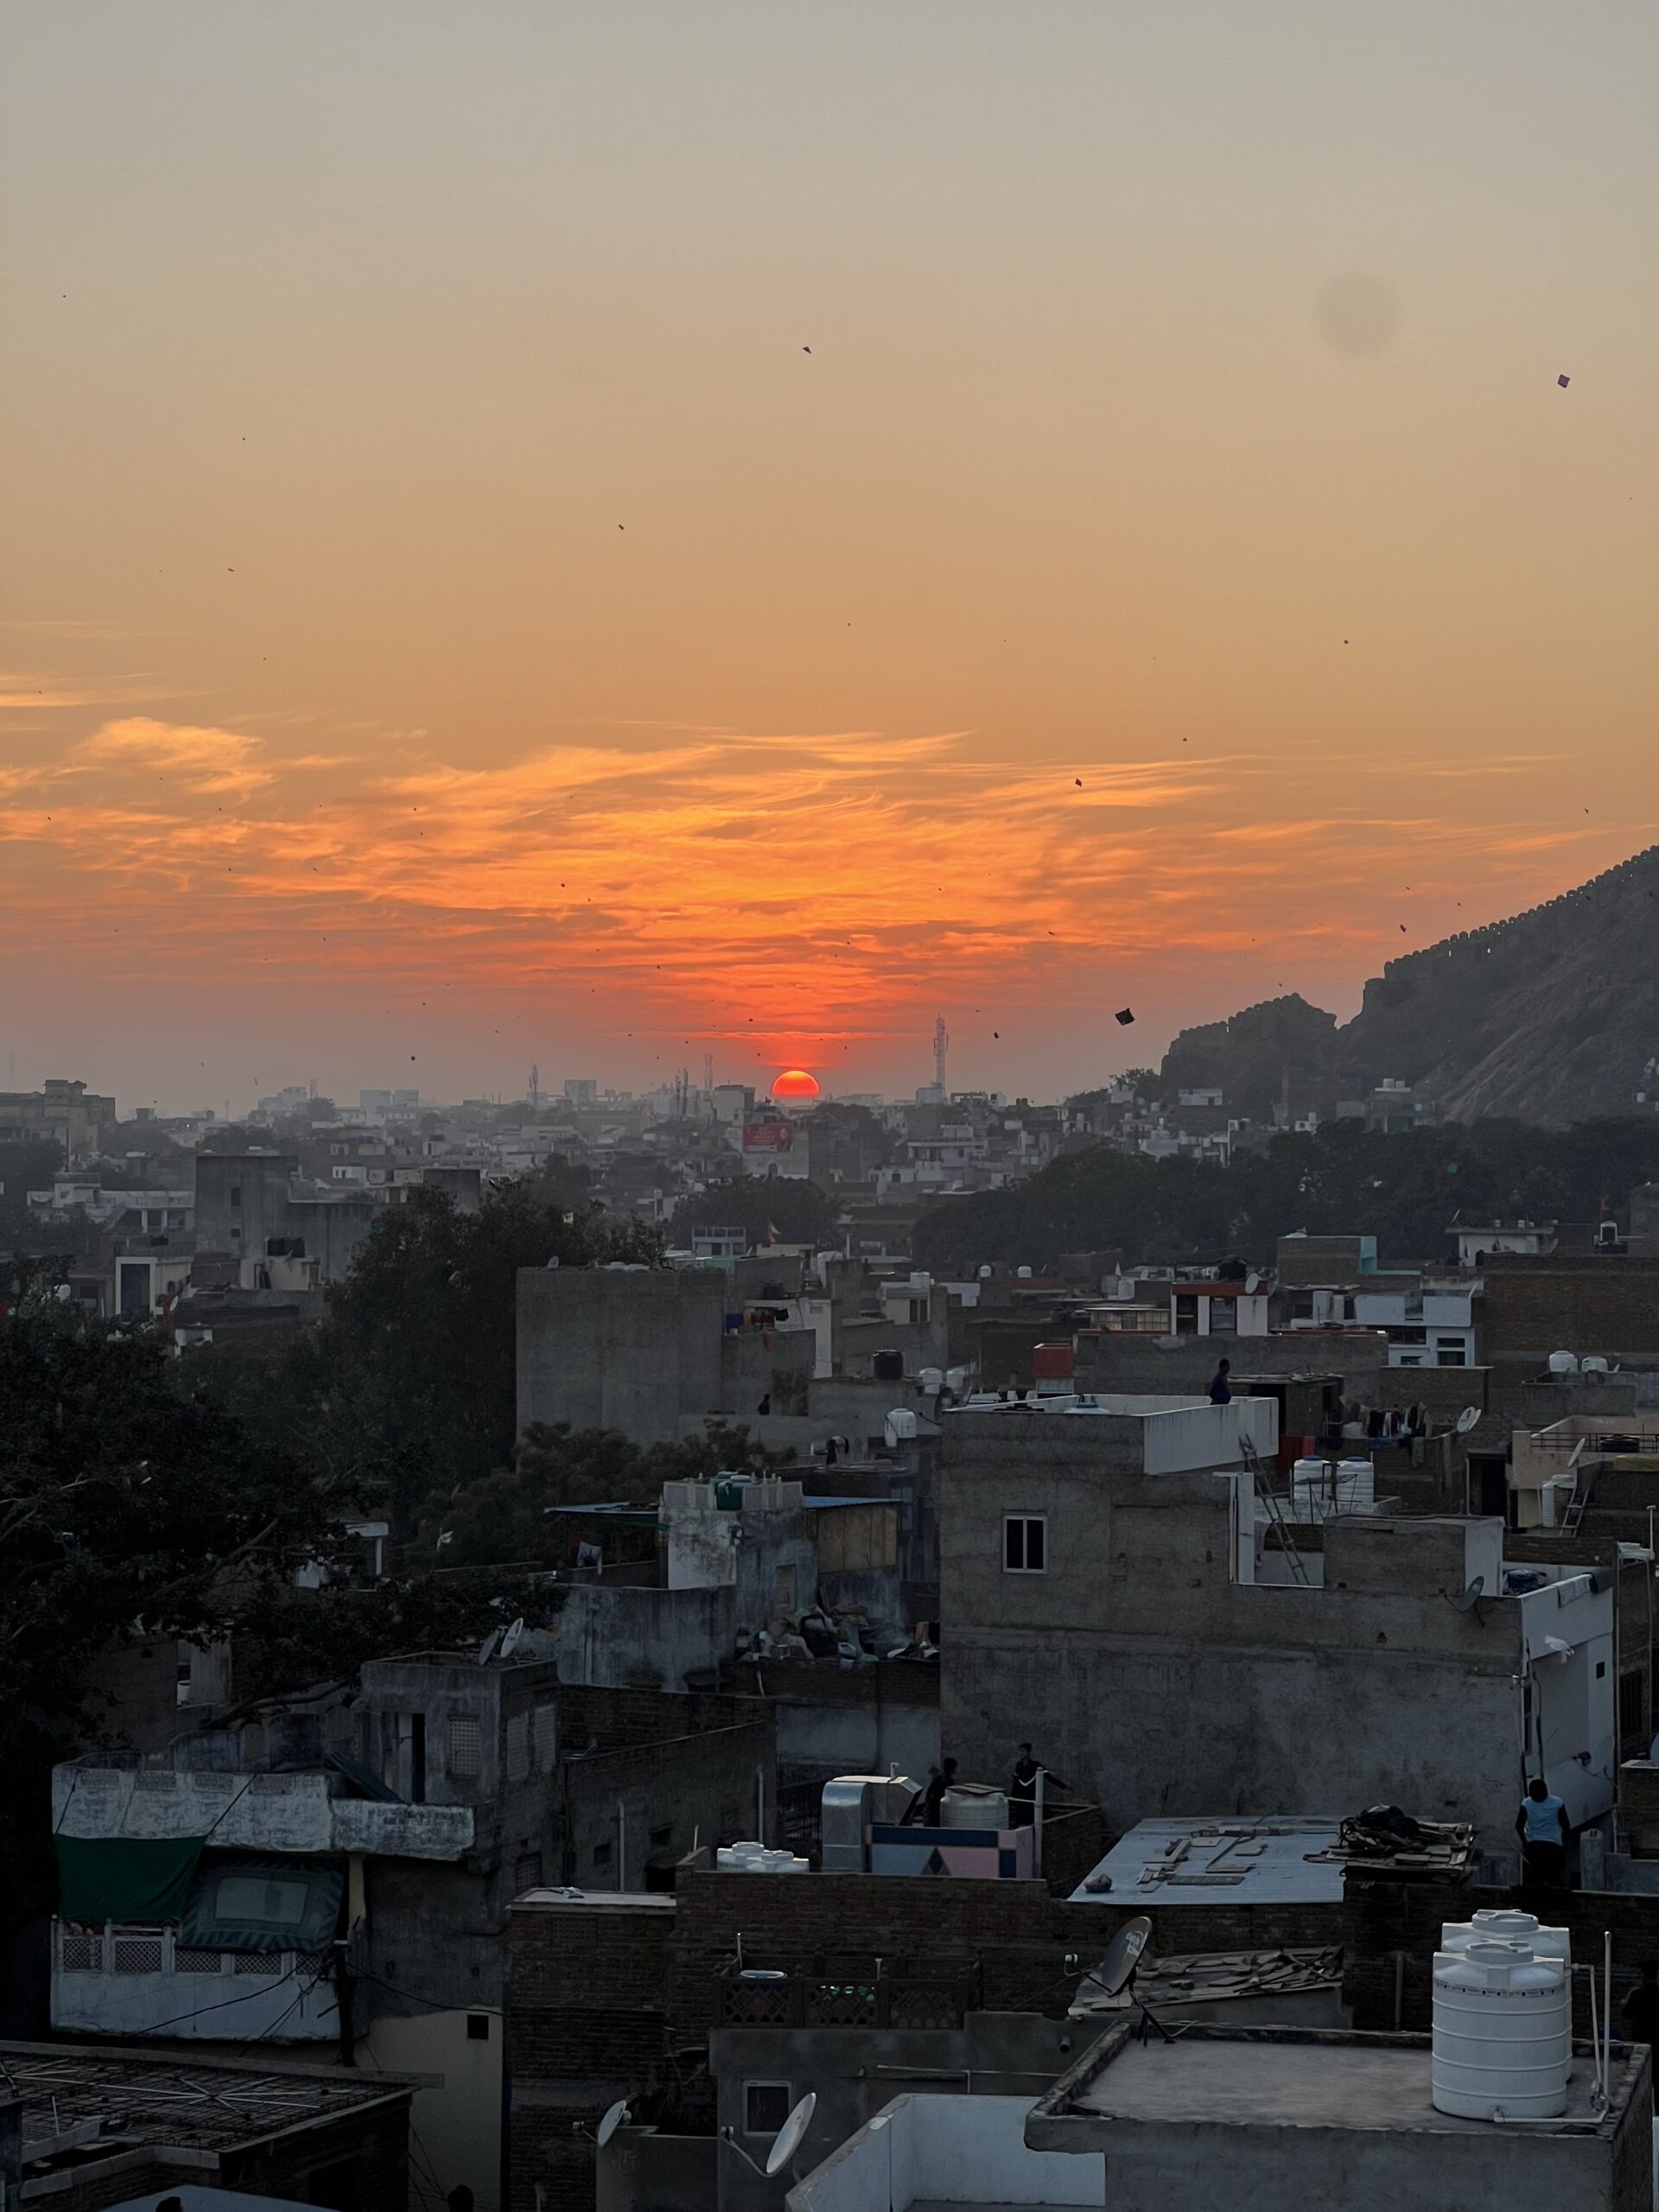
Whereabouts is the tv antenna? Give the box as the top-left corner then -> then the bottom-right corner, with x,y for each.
477,1627 -> 502,1666
1455,1406 -> 1481,1435
1449,1574 -> 1487,1617
499,1617 -> 525,1660
594,2100 -> 631,2147
721,2092 -> 817,2178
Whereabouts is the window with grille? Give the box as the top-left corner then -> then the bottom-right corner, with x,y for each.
505,1713 -> 530,1782
1003,1516 -> 1046,1573
514,1851 -> 543,1892
448,1716 -> 482,1777
532,1705 -> 556,1770
744,2082 -> 792,2136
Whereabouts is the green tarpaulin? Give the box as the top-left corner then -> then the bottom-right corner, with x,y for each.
55,1834 -> 207,1925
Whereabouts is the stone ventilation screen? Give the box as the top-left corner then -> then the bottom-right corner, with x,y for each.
505,1713 -> 530,1783
448,1716 -> 483,1777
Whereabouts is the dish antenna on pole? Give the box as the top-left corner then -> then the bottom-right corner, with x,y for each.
499,1617 -> 525,1660
721,2090 -> 818,2178
1451,1575 -> 1487,1615
766,2094 -> 817,2177
1078,1915 -> 1173,2044
595,2101 -> 631,2148
477,1627 -> 502,1666
1456,1406 -> 1481,1435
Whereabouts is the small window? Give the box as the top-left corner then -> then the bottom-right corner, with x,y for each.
448,1716 -> 482,1777
744,2082 -> 793,2136
467,2012 -> 491,2042
1436,1344 -> 1467,1367
1004,1516 -> 1046,1573
230,1185 -> 241,1208
514,1851 -> 543,1892
650,1824 -> 673,1849
592,1840 -> 612,1866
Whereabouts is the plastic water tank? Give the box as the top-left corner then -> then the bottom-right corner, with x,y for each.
1582,1356 -> 1611,1376
1431,1941 -> 1570,2119
1548,1351 -> 1580,1376
940,1787 -> 1009,1828
1441,1909 -> 1570,1965
918,1366 -> 944,1393
1335,1457 -> 1376,1513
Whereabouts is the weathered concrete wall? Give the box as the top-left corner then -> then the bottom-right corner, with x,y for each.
364,2005 -> 503,2212
563,1719 -> 775,1883
517,1268 -> 727,1444
552,1584 -> 736,1689
1075,1331 -> 1387,1400
940,1417 -> 1527,1849
714,2023 -> 1077,2212
772,1696 -> 940,1777
598,2131 -> 716,2212
51,1762 -> 473,1858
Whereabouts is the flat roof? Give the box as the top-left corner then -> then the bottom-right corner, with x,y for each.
1070,1816 -> 1344,1906
1030,2028 -> 1628,2143
512,1888 -> 676,1913
0,2042 -> 415,2158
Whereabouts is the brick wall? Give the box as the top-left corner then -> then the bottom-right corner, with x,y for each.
1343,1870 -> 1659,2036
509,1899 -> 677,2212
1482,1255 -> 1659,1358
667,1871 -> 1342,2034
553,1681 -> 755,1750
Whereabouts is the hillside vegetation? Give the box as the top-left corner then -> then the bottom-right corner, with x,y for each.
911,1117 -> 1659,1274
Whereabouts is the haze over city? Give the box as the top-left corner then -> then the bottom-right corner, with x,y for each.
3,2 -> 1655,1112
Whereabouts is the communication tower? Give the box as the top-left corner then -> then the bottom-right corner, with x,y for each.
933,1014 -> 949,1096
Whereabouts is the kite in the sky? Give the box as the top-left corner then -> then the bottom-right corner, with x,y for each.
1116,1007 -> 1135,1026
1558,374 -> 1570,389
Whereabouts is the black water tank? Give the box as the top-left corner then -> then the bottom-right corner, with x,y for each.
872,1348 -> 904,1382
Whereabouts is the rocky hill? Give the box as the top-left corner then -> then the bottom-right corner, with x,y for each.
1158,845 -> 1659,1126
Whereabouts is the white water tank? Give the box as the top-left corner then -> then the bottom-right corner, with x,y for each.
1431,1940 -> 1570,2119
717,1842 -> 809,1873
1548,1351 -> 1580,1376
1441,1909 -> 1571,1965
941,1786 -> 1009,1828
1335,1457 -> 1376,1512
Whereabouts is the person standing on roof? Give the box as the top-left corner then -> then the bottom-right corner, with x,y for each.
1208,1357 -> 1232,1404
904,1758 -> 957,1825
1516,1777 -> 1569,1886
1009,1743 -> 1068,1827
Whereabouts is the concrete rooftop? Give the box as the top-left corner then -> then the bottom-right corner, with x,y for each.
1071,1816 -> 1344,1905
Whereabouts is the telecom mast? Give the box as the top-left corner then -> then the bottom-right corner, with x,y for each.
933,1014 -> 949,1095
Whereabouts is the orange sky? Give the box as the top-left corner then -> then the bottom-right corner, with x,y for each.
3,3 -> 1655,1111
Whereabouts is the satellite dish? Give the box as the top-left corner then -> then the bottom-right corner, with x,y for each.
766,2093 -> 816,2177
477,1627 -> 502,1666
595,2100 -> 631,2148
1092,1914 -> 1154,1997
499,1617 -> 525,1660
1456,1406 -> 1481,1435
1244,1273 -> 1260,1294
1452,1576 -> 1486,1613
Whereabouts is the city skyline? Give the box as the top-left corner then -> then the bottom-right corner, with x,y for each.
3,2 -> 1655,1112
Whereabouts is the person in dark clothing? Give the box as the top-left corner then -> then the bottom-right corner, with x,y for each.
1208,1358 -> 1231,1405
1516,1776 -> 1569,1886
905,1758 -> 957,1825
1009,1743 -> 1068,1827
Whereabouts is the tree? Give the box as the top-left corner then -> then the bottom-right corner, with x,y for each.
671,1177 -> 835,1249
182,1178 -> 664,1537
0,1291 -> 342,1929
413,1420 -> 782,1567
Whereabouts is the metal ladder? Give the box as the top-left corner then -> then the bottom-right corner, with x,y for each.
1560,1437 -> 1590,1535
1241,1435 -> 1310,1586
